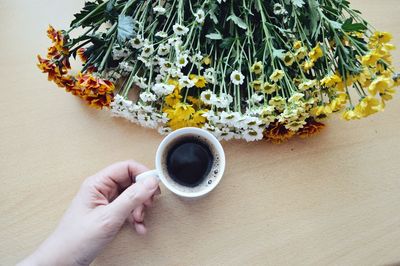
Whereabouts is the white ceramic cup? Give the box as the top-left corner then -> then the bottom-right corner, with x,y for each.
136,127 -> 225,198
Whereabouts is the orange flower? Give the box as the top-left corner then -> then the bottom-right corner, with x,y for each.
47,25 -> 69,56
37,55 -> 67,82
76,73 -> 115,109
57,75 -> 82,96
296,119 -> 325,139
77,48 -> 88,63
264,122 -> 295,144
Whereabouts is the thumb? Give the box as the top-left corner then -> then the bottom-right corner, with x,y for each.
106,176 -> 159,220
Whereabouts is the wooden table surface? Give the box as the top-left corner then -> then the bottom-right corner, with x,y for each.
1,1 -> 400,265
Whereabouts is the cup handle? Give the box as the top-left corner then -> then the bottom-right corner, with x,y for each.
135,170 -> 160,184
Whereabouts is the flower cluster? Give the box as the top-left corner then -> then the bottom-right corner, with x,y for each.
37,0 -> 399,142
37,26 -> 114,109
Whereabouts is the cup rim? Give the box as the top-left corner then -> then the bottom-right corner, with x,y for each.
155,127 -> 225,198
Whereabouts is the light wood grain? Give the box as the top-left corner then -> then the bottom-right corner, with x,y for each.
1,1 -> 400,265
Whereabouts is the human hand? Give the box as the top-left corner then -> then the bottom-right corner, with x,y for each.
19,160 -> 160,266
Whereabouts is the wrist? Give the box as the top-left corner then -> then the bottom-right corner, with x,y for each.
19,232 -> 83,266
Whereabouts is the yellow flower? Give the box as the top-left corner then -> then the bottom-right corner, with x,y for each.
298,79 -> 317,91
302,60 -> 314,71
350,31 -> 364,39
293,41 -> 303,50
369,31 -> 393,47
268,96 -> 286,111
202,56 -> 212,65
342,109 -> 360,121
283,52 -> 295,66
189,74 -> 207,88
295,47 -> 307,61
270,69 -> 285,82
165,103 -> 207,130
361,52 -> 379,66
329,93 -> 347,112
251,80 -> 263,91
354,96 -> 383,117
192,110 -> 207,126
309,43 -> 323,62
187,96 -> 203,109
262,82 -> 278,94
356,69 -> 372,88
321,74 -> 342,88
165,88 -> 182,107
167,78 -> 180,89
251,62 -> 263,75
311,105 -> 332,116
380,87 -> 396,102
368,76 -> 394,96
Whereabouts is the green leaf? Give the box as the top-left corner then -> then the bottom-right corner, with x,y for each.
117,15 -> 135,42
70,0 -> 105,27
206,32 -> 223,40
272,49 -> 285,59
227,14 -> 248,30
329,20 -> 342,30
220,37 -> 235,49
209,9 -> 219,24
308,0 -> 321,39
342,19 -> 367,32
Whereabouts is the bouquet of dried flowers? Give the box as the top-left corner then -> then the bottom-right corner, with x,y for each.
37,0 -> 399,143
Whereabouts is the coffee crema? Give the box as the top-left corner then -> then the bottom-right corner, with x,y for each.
162,135 -> 221,192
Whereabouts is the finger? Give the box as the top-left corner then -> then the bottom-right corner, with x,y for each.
143,198 -> 153,208
133,205 -> 145,223
106,176 -> 159,220
93,160 -> 149,190
134,222 -> 147,235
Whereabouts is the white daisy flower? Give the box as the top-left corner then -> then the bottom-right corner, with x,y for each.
273,3 -> 288,16
155,74 -> 165,84
112,46 -> 130,60
173,24 -> 189,36
214,93 -> 233,108
191,51 -> 203,63
200,90 -> 216,105
119,61 -> 134,72
247,93 -> 264,105
288,92 -> 305,103
153,5 -> 166,15
152,83 -> 175,96
219,127 -> 235,141
176,53 -> 189,68
157,43 -> 170,56
204,68 -> 216,84
155,31 -> 168,38
130,36 -> 144,49
230,70 -> 245,85
139,92 -> 157,103
141,44 -> 154,57
194,9 -> 206,24
135,77 -> 148,89
220,111 -> 241,127
179,76 -> 195,88
137,56 -> 151,67
169,68 -> 183,79
243,127 -> 264,142
160,60 -> 173,73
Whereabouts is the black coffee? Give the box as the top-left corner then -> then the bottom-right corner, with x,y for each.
166,137 -> 214,187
